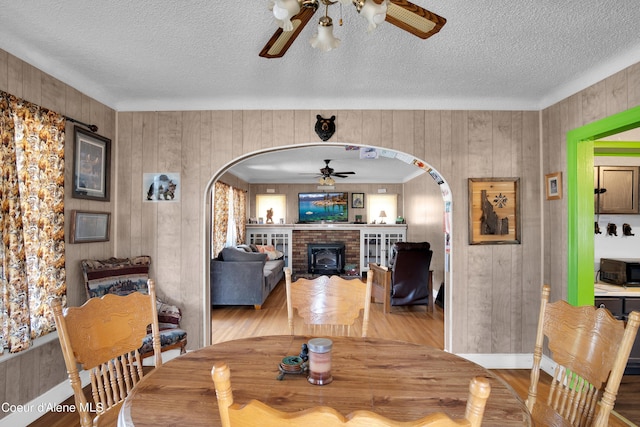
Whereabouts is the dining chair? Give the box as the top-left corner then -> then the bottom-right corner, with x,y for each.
284,267 -> 372,337
212,361 -> 491,427
526,284 -> 640,427
51,279 -> 163,427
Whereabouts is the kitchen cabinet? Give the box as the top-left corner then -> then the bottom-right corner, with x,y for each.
594,166 -> 639,214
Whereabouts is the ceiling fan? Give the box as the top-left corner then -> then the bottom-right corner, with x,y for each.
260,0 -> 446,58
316,159 -> 355,184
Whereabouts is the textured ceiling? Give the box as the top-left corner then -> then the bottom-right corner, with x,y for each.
1,0 -> 640,112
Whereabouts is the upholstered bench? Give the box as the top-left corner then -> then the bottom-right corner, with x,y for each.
81,256 -> 187,358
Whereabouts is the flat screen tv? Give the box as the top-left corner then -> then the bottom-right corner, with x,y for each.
298,192 -> 348,223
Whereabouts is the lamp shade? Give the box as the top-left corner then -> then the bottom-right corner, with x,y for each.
359,0 -> 388,32
310,16 -> 341,52
379,210 -> 387,218
272,0 -> 301,31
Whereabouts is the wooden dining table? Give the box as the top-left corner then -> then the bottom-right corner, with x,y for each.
119,335 -> 531,426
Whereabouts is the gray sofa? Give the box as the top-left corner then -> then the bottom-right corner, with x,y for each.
210,246 -> 285,309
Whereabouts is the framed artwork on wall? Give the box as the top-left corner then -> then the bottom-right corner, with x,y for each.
72,126 -> 111,201
69,210 -> 110,243
545,172 -> 562,200
352,192 -> 364,208
468,178 -> 521,245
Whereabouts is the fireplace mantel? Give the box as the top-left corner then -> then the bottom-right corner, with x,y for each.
247,223 -> 407,231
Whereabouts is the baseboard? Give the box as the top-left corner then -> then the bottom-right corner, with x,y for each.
0,349 -> 183,427
455,352 -> 556,375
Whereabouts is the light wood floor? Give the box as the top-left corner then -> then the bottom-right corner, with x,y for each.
30,280 -> 640,426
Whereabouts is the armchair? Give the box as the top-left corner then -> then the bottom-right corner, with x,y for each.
388,242 -> 433,310
81,256 -> 187,358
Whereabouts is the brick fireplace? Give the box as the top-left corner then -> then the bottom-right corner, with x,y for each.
292,229 -> 360,276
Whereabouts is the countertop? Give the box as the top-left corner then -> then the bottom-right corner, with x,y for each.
595,282 -> 640,297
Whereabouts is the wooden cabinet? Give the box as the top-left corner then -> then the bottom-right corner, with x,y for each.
246,226 -> 293,267
360,227 -> 406,270
594,166 -> 639,214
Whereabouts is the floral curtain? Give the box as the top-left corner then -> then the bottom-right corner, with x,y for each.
0,91 -> 66,354
213,181 -> 230,256
212,181 -> 247,257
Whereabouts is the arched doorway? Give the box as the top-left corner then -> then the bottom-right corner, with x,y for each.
202,142 -> 454,349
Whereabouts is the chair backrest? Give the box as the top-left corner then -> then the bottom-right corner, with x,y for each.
526,284 -> 640,427
51,279 -> 163,427
389,242 -> 433,305
284,268 -> 372,337
212,362 -> 491,427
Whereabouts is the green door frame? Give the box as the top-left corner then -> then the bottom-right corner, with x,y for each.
567,105 -> 640,305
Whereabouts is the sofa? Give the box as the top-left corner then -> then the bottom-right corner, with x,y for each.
210,245 -> 285,309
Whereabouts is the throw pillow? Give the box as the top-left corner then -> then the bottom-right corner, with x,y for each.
256,245 -> 283,260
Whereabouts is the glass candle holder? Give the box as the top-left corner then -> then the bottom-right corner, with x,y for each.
307,337 -> 333,385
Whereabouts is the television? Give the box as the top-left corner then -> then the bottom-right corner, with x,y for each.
298,192 -> 348,223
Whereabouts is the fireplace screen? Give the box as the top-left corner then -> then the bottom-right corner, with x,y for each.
308,243 -> 345,275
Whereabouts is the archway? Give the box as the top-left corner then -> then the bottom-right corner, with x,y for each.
202,142 -> 454,350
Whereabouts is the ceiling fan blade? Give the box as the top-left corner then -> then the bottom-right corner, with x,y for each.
259,6 -> 317,58
332,171 -> 356,176
386,0 -> 446,40
333,174 -> 351,178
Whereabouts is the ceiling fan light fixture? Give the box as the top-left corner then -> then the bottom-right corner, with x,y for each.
310,15 -> 341,51
356,0 -> 388,31
271,0 -> 302,31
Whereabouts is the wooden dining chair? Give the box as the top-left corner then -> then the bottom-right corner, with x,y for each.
51,279 -> 163,427
212,361 -> 491,427
526,284 -> 640,427
284,268 -> 372,337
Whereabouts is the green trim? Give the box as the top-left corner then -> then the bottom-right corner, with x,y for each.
567,105 -> 640,306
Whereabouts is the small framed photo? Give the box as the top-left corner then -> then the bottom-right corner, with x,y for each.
72,126 -> 111,201
352,192 -> 365,208
69,210 -> 110,243
545,172 -> 562,200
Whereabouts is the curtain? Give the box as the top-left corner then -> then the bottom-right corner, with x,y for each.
0,91 -> 66,354
213,181 -> 230,256
233,187 -> 246,245
212,182 -> 247,257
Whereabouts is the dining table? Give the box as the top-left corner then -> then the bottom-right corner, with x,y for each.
118,335 -> 531,426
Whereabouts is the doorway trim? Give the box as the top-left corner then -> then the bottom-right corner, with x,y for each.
202,142 -> 453,349
567,105 -> 640,305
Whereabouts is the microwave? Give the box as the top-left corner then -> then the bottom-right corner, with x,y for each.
600,258 -> 640,286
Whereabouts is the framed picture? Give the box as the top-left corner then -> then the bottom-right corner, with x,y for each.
468,178 -> 520,245
72,126 -> 111,201
352,192 -> 365,208
545,172 -> 562,200
69,210 -> 110,243
143,172 -> 180,202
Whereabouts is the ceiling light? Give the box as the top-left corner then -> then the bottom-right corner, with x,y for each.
270,0 -> 302,31
269,0 -> 389,53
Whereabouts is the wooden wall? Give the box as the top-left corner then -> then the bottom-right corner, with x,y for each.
115,110 -> 542,355
0,49 -> 116,418
541,62 -> 640,305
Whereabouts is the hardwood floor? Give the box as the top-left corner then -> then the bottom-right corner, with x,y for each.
29,280 -> 640,426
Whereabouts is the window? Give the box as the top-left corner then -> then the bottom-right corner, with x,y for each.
367,194 -> 397,224
256,194 -> 287,224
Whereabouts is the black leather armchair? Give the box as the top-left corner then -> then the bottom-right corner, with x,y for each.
389,242 -> 433,307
